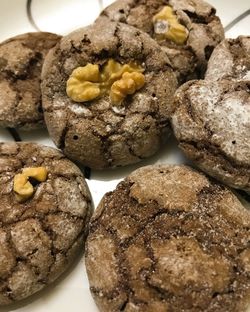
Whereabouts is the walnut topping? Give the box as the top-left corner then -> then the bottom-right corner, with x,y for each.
66,64 -> 101,102
110,72 -> 145,105
13,167 -> 48,202
153,6 -> 189,45
66,59 -> 145,105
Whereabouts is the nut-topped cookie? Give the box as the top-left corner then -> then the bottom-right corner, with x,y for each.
0,32 -> 61,130
0,142 -> 93,305
172,79 -> 250,193
85,165 -> 250,312
98,0 -> 224,84
41,19 -> 177,169
206,36 -> 250,81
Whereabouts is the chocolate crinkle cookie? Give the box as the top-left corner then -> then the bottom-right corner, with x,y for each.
41,18 -> 177,169
85,165 -> 250,312
0,142 -> 93,305
171,79 -> 250,193
206,36 -> 250,81
98,0 -> 224,84
0,32 -> 61,130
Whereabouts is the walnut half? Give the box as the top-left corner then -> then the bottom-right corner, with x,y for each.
153,6 -> 189,45
13,167 -> 48,202
66,64 -> 101,102
66,59 -> 146,105
110,72 -> 145,105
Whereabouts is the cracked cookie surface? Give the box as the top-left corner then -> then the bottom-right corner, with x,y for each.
206,36 -> 250,82
41,19 -> 177,169
0,32 -> 61,130
171,79 -> 250,193
98,0 -> 224,84
0,142 -> 93,305
85,164 -> 250,312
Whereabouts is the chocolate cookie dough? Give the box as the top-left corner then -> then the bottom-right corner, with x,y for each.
98,0 -> 224,84
0,32 -> 61,130
0,142 -> 92,305
85,165 -> 250,312
41,19 -> 177,169
172,79 -> 250,193
206,36 -> 250,81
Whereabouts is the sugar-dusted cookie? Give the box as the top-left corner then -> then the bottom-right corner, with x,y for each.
0,142 -> 92,305
0,32 -> 61,130
172,79 -> 250,192
41,19 -> 177,169
98,0 -> 224,84
206,36 -> 250,81
86,165 -> 250,312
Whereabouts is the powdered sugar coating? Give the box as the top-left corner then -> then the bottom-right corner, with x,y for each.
41,19 -> 177,169
99,0 -> 224,84
86,164 -> 250,312
172,79 -> 250,192
0,142 -> 93,305
0,32 -> 61,130
206,36 -> 250,82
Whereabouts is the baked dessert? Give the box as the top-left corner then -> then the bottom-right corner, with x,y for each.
171,79 -> 250,193
98,0 -> 224,84
85,164 -> 250,312
41,18 -> 177,169
206,36 -> 250,81
0,142 -> 92,305
0,32 -> 61,130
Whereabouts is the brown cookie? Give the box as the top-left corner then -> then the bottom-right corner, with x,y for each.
41,19 -> 177,169
85,165 -> 250,312
206,36 -> 250,81
0,142 -> 93,305
171,79 -> 250,192
98,0 -> 224,84
0,32 -> 61,130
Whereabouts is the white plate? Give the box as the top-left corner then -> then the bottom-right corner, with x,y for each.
0,1 -> 249,311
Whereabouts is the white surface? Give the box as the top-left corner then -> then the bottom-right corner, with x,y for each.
0,0 -> 249,311
32,0 -> 101,34
0,0 -> 34,42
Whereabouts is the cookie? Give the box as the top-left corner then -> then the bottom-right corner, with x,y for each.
171,79 -> 250,193
0,142 -> 92,305
206,36 -> 250,81
98,0 -> 224,84
41,19 -> 177,169
85,165 -> 250,312
0,32 -> 61,130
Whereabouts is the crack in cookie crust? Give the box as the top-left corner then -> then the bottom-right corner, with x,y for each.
0,142 -> 93,305
41,19 -> 177,169
206,36 -> 250,82
99,0 -> 225,84
172,79 -> 250,193
85,165 -> 250,312
0,32 -> 61,130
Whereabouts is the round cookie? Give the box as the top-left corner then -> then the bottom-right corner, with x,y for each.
0,32 -> 61,130
171,79 -> 250,193
206,36 -> 250,81
41,19 -> 177,169
0,142 -> 92,305
85,165 -> 250,312
98,0 -> 224,84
